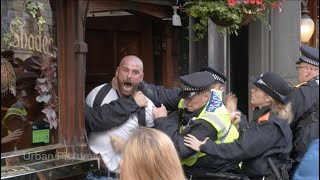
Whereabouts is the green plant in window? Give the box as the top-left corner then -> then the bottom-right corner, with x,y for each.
2,1 -> 46,46
26,1 -> 46,31
2,17 -> 24,47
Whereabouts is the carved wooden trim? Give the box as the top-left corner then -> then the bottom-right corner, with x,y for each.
88,0 -> 172,19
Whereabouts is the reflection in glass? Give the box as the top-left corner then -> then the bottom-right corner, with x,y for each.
1,0 -> 58,153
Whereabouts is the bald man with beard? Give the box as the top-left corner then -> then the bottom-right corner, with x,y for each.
85,55 -> 155,179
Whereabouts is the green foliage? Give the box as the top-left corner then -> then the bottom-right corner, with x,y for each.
26,1 -> 46,31
2,1 -> 46,46
2,17 -> 23,47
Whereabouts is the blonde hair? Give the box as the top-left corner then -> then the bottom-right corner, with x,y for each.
271,99 -> 293,124
120,127 -> 185,180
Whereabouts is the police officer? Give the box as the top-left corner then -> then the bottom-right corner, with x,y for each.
184,72 -> 293,180
200,67 -> 249,135
139,67 -> 230,112
152,71 -> 240,179
177,67 -> 228,111
285,46 -> 319,177
200,67 -> 227,92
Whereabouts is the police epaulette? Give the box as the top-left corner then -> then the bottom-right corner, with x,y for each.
294,82 -> 307,88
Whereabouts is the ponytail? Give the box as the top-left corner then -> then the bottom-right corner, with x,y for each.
271,100 -> 293,124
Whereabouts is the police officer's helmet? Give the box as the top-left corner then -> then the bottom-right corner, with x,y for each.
251,72 -> 291,104
179,71 -> 216,99
296,46 -> 319,67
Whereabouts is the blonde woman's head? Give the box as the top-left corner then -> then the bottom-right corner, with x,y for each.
250,72 -> 293,123
120,127 -> 185,180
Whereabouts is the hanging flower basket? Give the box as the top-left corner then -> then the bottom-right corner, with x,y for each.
210,14 -> 235,27
210,13 -> 254,27
239,13 -> 254,26
181,0 -> 285,40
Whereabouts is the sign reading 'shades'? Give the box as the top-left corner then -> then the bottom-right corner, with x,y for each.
8,21 -> 54,56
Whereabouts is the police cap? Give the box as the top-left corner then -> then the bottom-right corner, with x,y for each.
251,72 -> 291,104
296,46 -> 319,67
179,71 -> 216,99
200,67 -> 227,84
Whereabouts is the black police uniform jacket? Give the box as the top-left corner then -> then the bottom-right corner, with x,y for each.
155,108 -> 239,174
199,107 -> 293,178
285,76 -> 319,165
85,81 -> 181,132
85,96 -> 142,132
138,81 -> 182,110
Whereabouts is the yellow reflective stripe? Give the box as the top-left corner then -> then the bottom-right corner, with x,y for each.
179,125 -> 184,133
182,152 -> 206,166
219,123 -> 232,143
223,125 -> 239,143
178,99 -> 186,109
294,82 -> 307,88
201,113 -> 228,136
1,107 -> 27,128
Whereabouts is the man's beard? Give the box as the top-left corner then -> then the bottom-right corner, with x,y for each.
117,77 -> 138,97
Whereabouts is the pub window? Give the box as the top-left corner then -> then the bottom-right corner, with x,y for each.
1,0 -> 58,153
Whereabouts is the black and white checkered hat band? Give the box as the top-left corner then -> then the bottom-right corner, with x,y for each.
301,54 -> 319,67
182,85 -> 207,92
212,74 -> 225,83
256,79 -> 286,100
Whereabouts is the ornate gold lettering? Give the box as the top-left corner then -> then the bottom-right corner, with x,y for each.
35,31 -> 42,52
8,20 -> 53,55
20,30 -> 28,49
9,21 -> 19,48
28,34 -> 35,51
48,38 -> 54,56
42,36 -> 48,54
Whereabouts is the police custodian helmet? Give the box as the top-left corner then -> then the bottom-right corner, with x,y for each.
296,46 -> 319,67
179,71 -> 216,99
251,72 -> 291,104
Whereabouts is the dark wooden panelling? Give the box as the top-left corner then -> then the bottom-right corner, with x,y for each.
85,16 -> 153,95
58,0 -> 88,155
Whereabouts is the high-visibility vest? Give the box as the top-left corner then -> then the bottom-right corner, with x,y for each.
1,103 -> 27,133
180,90 -> 239,166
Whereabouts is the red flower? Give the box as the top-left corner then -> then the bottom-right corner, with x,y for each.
262,3 -> 267,9
228,0 -> 235,6
250,0 -> 256,4
271,2 -> 278,9
256,0 -> 263,5
243,0 -> 250,4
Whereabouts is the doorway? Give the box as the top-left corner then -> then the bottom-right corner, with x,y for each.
229,26 -> 249,116
85,13 -> 155,95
